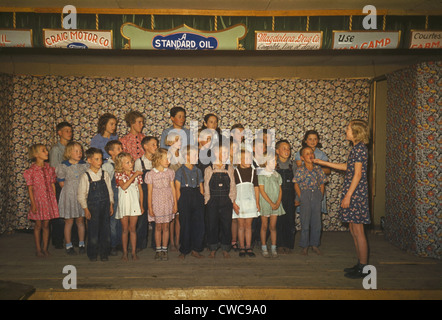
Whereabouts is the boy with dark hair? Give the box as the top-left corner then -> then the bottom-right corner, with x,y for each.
160,107 -> 192,150
49,121 -> 73,249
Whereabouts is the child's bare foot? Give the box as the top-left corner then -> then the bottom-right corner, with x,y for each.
312,246 -> 322,255
132,253 -> 139,261
170,245 -> 178,252
179,253 -> 185,259
301,247 -> 308,256
43,250 -> 51,257
191,250 -> 204,259
36,251 -> 45,258
222,251 -> 231,259
209,250 -> 216,258
121,253 -> 129,262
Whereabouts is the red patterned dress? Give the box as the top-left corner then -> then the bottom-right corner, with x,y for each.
23,163 -> 59,221
119,132 -> 145,160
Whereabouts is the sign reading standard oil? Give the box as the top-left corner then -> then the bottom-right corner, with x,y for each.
255,31 -> 322,50
43,29 -> 113,49
332,31 -> 400,49
121,23 -> 246,50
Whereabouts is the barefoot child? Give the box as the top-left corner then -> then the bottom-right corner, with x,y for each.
78,148 -> 114,261
204,144 -> 237,259
114,152 -> 144,261
146,148 -> 178,261
313,119 -> 370,279
258,152 -> 285,258
293,146 -> 326,256
55,141 -> 88,255
24,144 -> 59,257
175,145 -> 205,259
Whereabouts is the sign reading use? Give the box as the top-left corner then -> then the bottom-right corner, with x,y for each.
332,31 -> 401,49
255,31 -> 322,50
43,29 -> 113,49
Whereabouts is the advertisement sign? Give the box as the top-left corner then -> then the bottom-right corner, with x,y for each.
255,31 -> 322,50
121,24 -> 246,50
409,30 -> 442,49
0,29 -> 33,47
332,31 -> 400,49
43,29 -> 113,49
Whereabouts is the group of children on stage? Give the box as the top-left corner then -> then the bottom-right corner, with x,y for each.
24,106 -> 371,278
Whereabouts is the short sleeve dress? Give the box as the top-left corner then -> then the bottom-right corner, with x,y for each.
23,163 -> 59,221
258,171 -> 286,217
339,142 -> 370,224
55,160 -> 88,219
145,168 -> 175,223
115,171 -> 143,219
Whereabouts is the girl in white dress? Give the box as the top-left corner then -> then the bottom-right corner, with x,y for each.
232,149 -> 260,258
114,152 -> 143,261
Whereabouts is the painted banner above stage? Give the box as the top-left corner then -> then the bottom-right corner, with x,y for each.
0,29 -> 33,47
43,29 -> 113,49
121,23 -> 247,50
332,31 -> 401,49
255,31 -> 322,50
409,30 -> 442,49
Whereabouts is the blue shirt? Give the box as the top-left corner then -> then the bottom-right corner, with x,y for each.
175,165 -> 203,188
160,126 -> 192,149
90,133 -> 119,159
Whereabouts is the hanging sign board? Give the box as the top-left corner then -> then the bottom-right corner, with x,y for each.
43,29 -> 113,49
121,23 -> 247,50
0,29 -> 33,47
255,31 -> 322,50
409,30 -> 442,49
332,31 -> 400,49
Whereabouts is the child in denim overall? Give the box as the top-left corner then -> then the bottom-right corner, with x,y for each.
78,148 -> 114,261
175,145 -> 205,259
103,140 -> 123,256
204,145 -> 236,259
293,146 -> 326,256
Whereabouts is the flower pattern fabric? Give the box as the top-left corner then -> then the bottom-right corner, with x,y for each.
0,74 -> 370,233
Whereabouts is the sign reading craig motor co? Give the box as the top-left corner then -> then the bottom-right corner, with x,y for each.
255,31 -> 322,50
121,24 -> 246,50
332,31 -> 400,49
409,30 -> 442,49
43,29 -> 113,49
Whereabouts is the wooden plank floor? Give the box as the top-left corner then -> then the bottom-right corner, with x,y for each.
0,230 -> 441,299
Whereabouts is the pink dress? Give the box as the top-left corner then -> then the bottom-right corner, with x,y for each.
23,163 -> 59,221
145,168 -> 175,223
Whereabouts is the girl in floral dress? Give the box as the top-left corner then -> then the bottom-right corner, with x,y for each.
313,119 -> 370,279
146,148 -> 178,261
114,152 -> 144,261
24,144 -> 59,257
55,141 -> 88,256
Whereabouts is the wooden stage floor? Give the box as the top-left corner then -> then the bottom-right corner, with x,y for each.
0,230 -> 440,300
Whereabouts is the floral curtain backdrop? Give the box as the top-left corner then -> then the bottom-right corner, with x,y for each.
386,61 -> 441,260
0,74 -> 370,234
